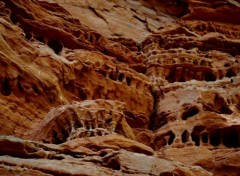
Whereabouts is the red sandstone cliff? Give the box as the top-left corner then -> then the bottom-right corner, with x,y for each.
0,0 -> 240,175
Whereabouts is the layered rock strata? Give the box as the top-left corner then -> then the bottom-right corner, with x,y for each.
0,0 -> 240,175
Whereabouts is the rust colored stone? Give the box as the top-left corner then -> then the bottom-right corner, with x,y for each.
0,0 -> 240,175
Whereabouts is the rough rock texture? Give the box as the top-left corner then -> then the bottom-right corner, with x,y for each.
0,0 -> 240,175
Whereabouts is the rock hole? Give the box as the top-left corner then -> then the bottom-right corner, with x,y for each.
168,131 -> 175,145
98,70 -> 107,77
181,130 -> 189,143
48,97 -> 53,104
193,60 -> 198,65
109,72 -> 117,81
17,80 -> 24,93
25,32 -> 32,40
219,106 -> 233,114
160,172 -> 175,176
99,150 -> 108,157
64,80 -> 74,92
202,133 -> 208,143
102,48 -> 108,55
90,131 -> 95,137
61,129 -> 69,142
191,133 -> 200,146
191,126 -> 205,146
181,106 -> 199,120
43,139 -> 50,144
32,85 -> 41,95
106,117 -> 112,124
10,14 -> 18,24
36,36 -> 44,43
88,34 -> 94,42
96,130 -> 102,136
52,130 -> 62,144
106,158 -> 121,170
126,77 -> 131,86
118,73 -> 124,82
78,88 -> 87,100
166,69 -> 175,83
47,40 -> 63,55
0,78 -> 11,96
84,33 -> 88,41
179,76 -> 185,82
85,122 -> 90,130
224,63 -> 230,67
152,51 -> 157,55
226,69 -> 236,78
74,120 -> 82,129
222,127 -> 240,148
210,129 -> 221,146
205,72 -> 216,81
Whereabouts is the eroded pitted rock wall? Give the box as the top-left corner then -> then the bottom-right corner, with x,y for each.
0,0 -> 240,175
0,0 -> 154,138
141,1 -> 240,175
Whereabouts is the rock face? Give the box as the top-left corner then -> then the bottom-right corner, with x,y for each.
0,0 -> 240,175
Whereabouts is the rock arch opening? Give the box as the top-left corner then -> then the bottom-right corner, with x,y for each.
47,40 -> 63,55
168,131 -> 175,145
181,106 -> 199,120
181,130 -> 190,143
222,127 -> 240,148
210,129 -> 221,146
0,78 -> 11,96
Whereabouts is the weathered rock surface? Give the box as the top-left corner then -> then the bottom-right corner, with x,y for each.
0,136 -> 211,176
0,0 -> 240,175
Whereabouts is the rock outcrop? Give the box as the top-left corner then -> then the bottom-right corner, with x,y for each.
0,0 -> 240,175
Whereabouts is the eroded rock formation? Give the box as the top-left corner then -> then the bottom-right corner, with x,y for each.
0,0 -> 240,175
31,100 -> 136,143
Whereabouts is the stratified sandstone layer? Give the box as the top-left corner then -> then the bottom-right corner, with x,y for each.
0,0 -> 240,175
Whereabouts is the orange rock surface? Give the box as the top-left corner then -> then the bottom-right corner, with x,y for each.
0,0 -> 240,175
